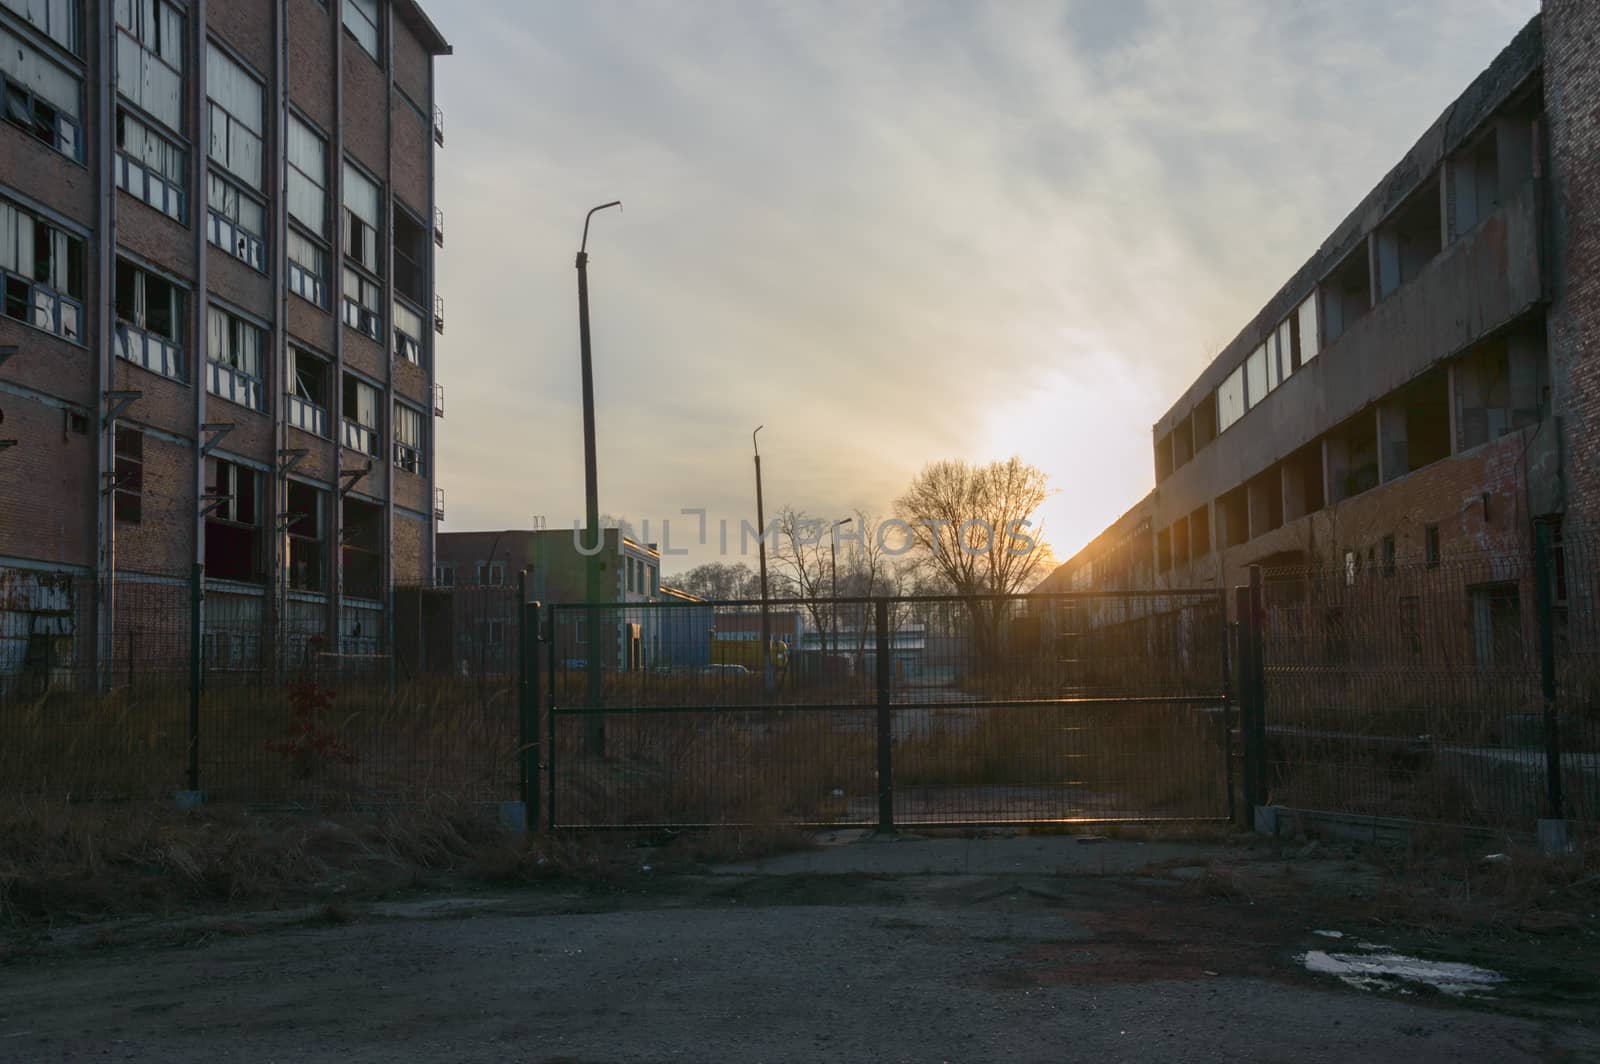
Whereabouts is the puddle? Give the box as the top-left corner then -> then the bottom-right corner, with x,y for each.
1300,949 -> 1505,997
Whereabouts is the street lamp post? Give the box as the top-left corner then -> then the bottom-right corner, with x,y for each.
830,517 -> 852,660
577,200 -> 620,755
753,426 -> 773,692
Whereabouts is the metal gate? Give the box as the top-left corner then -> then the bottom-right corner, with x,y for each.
540,590 -> 1232,830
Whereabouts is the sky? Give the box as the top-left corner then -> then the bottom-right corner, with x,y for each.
424,0 -> 1540,576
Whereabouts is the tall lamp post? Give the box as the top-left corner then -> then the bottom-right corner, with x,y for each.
753,426 -> 773,692
577,200 -> 620,755
830,516 -> 852,659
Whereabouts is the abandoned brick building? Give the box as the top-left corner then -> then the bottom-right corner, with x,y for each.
1041,3 -> 1600,609
0,0 -> 450,677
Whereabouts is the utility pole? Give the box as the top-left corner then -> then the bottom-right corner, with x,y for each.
577,200 -> 620,755
831,516 -> 852,659
753,426 -> 773,692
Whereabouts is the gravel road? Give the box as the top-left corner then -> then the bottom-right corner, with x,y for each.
2,836 -> 1595,1063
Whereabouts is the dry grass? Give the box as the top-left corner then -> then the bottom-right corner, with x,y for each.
0,798 -> 517,926
0,677 -> 519,804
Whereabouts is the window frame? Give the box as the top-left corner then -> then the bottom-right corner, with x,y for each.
114,425 -> 144,524
341,159 -> 384,340
113,257 -> 187,381
1,0 -> 82,55
341,0 -> 380,62
0,22 -> 84,161
340,371 -> 381,457
0,194 -> 85,342
205,304 -> 266,412
286,479 -> 328,592
393,399 -> 424,475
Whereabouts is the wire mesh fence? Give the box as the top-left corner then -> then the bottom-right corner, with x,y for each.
545,592 -> 1233,829
0,569 -> 523,804
1258,525 -> 1600,831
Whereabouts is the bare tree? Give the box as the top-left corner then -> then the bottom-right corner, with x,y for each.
666,562 -> 761,600
772,507 -> 833,641
893,457 -> 1055,662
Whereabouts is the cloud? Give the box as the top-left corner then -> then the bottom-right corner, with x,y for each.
424,0 -> 1540,568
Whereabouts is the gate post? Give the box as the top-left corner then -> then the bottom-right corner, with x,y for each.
517,569 -> 542,832
1533,522 -> 1563,823
186,562 -> 203,797
875,597 -> 894,833
1236,571 -> 1267,829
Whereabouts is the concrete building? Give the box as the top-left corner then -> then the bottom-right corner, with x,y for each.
436,528 -> 663,670
0,0 -> 449,676
1042,5 -> 1600,603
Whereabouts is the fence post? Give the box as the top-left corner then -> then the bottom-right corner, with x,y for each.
519,585 -> 542,833
187,562 -> 202,796
875,597 -> 893,833
1247,567 -> 1267,826
1533,522 -> 1563,822
546,605 -> 558,830
1234,586 -> 1255,825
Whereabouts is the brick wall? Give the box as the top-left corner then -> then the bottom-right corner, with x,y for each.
0,392 -> 96,567
1545,0 -> 1600,533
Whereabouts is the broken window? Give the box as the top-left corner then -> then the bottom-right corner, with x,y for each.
206,305 -> 265,411
1281,441 -> 1325,522
1380,368 -> 1451,482
1156,527 -> 1171,573
115,107 -> 185,221
286,480 -> 327,592
287,228 -> 327,307
114,259 -> 185,380
1453,328 -> 1546,452
0,23 -> 83,159
286,345 -> 330,436
1154,431 -> 1173,482
1193,393 -> 1218,450
341,373 -> 380,456
1217,365 -> 1246,432
342,161 -> 383,340
1326,411 -> 1379,503
393,401 -> 424,475
204,457 -> 262,583
393,298 -> 424,365
1382,534 -> 1396,577
1376,175 -> 1442,299
1173,413 -> 1193,469
476,560 -> 506,587
341,497 -> 383,599
1189,505 -> 1210,558
1247,467 -> 1283,538
0,196 -> 84,340
1425,524 -> 1441,568
394,207 -> 428,307
1449,129 -> 1499,239
1218,485 -> 1249,549
114,425 -> 143,524
1320,242 -> 1371,347
1171,517 -> 1190,568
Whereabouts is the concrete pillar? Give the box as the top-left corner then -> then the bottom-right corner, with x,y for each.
1378,400 -> 1409,484
1445,363 -> 1460,455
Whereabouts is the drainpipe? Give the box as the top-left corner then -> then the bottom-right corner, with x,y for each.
96,0 -> 116,689
330,7 -> 345,653
272,0 -> 289,680
193,0 -> 209,645
383,0 -> 395,666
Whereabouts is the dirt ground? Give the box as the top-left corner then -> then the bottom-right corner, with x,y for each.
2,830 -> 1598,1063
